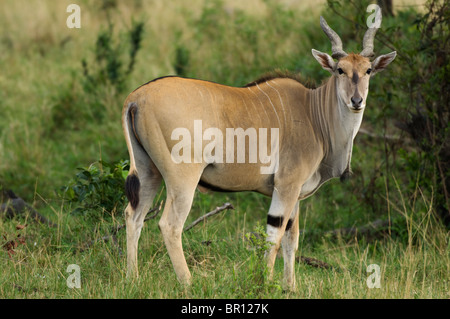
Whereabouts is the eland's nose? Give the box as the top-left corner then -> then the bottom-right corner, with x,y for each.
351,96 -> 363,109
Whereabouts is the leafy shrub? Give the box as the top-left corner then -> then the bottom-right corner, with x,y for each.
82,19 -> 144,94
393,0 -> 449,226
232,224 -> 281,297
174,45 -> 190,77
61,160 -> 129,218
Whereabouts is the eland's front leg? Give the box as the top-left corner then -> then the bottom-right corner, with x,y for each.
281,201 -> 300,290
265,186 -> 301,282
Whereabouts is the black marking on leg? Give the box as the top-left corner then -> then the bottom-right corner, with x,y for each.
125,173 -> 140,209
285,219 -> 293,231
267,215 -> 284,228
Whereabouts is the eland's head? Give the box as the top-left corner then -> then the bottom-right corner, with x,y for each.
312,16 -> 396,113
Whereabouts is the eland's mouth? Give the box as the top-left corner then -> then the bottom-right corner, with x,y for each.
347,104 -> 365,113
350,107 -> 364,113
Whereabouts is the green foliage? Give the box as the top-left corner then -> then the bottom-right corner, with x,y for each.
374,0 -> 449,226
231,224 -> 282,298
174,45 -> 190,77
181,0 -> 311,85
82,20 -> 145,93
61,160 -> 129,218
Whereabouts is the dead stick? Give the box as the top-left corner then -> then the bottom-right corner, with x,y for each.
296,256 -> 335,270
144,200 -> 164,222
184,202 -> 234,232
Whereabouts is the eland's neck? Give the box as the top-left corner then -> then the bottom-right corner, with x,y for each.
309,76 -> 364,177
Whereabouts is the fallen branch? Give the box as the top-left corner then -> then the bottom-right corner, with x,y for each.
144,200 -> 164,222
0,190 -> 57,227
296,256 -> 335,270
183,202 -> 234,232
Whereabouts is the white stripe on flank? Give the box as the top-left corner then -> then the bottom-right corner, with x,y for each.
247,96 -> 263,124
255,83 -> 281,128
239,94 -> 254,121
270,79 -> 293,119
197,88 -> 204,99
236,89 -> 260,122
247,86 -> 270,123
266,80 -> 287,124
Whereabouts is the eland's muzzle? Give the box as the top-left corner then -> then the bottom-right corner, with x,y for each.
351,96 -> 363,109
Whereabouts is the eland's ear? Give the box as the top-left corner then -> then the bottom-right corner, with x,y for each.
312,49 -> 336,73
371,51 -> 397,76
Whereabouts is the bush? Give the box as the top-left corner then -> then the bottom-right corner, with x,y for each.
61,160 -> 129,219
82,20 -> 144,94
233,224 -> 281,297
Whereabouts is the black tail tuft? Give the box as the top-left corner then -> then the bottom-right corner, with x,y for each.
125,173 -> 140,209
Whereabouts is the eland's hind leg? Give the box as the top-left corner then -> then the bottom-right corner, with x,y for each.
158,170 -> 201,285
125,154 -> 162,278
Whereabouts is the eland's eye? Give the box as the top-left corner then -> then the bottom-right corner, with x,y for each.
366,68 -> 372,75
337,68 -> 344,75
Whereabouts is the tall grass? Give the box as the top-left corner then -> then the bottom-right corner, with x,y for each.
1,175 -> 447,298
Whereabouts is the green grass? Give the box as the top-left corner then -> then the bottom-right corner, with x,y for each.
1,178 -> 448,298
0,0 -> 448,299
